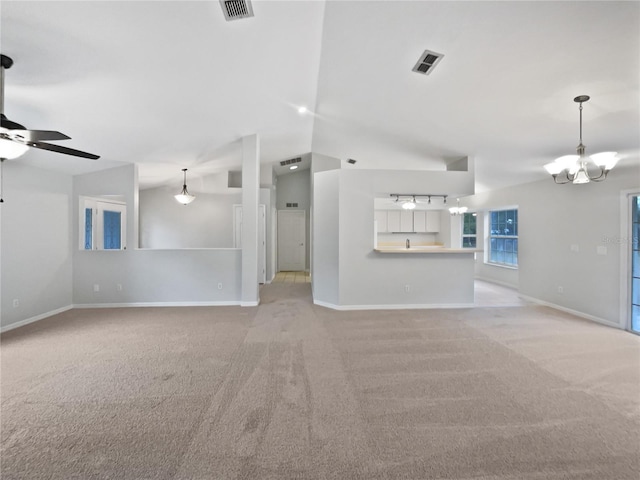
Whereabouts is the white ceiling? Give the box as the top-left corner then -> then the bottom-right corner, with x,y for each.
2,1 -> 638,193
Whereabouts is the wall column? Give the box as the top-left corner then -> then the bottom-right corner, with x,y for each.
241,134 -> 260,306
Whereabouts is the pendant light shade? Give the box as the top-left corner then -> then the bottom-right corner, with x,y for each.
174,168 -> 195,205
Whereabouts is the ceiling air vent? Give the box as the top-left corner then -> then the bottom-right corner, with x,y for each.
220,0 -> 254,21
280,157 -> 302,167
412,49 -> 444,76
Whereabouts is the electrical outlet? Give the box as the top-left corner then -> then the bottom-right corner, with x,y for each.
116,284 -> 123,292
13,299 -> 19,308
557,286 -> 564,294
404,284 -> 410,293
93,284 -> 100,293
218,283 -> 223,290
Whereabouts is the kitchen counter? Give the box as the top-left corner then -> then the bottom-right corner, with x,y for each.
374,246 -> 481,254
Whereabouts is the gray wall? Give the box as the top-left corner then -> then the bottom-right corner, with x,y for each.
1,162 -> 73,330
73,165 -> 242,306
462,167 -> 639,326
312,170 -> 340,304
139,187 -> 242,248
276,168 -> 311,270
313,167 -> 476,308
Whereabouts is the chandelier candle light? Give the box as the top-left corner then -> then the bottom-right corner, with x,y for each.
544,95 -> 618,184
174,168 -> 196,205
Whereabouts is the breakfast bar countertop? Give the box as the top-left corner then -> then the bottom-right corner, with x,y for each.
373,246 -> 482,254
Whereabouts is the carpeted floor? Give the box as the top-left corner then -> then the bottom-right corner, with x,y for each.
1,283 -> 639,479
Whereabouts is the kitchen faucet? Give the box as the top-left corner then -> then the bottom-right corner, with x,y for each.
406,238 -> 410,249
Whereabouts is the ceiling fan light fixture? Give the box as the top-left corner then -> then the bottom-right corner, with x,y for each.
0,137 -> 28,159
174,168 -> 196,205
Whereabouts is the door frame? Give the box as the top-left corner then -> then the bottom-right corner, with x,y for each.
619,189 -> 639,332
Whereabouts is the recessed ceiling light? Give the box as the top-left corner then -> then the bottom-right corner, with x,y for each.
297,106 -> 308,115
289,165 -> 298,170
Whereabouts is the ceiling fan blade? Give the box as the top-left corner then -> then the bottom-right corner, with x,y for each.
29,141 -> 100,160
1,114 -> 26,130
9,129 -> 71,142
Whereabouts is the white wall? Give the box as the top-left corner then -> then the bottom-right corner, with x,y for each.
73,164 -> 243,305
276,168 -> 311,270
139,187 -> 242,248
313,167 -> 476,308
312,170 -> 340,304
462,167 -> 640,326
1,162 -> 73,330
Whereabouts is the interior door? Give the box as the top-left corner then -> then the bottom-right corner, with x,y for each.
278,210 -> 305,271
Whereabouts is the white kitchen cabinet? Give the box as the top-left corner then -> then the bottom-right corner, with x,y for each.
386,211 -> 401,232
375,210 -> 388,233
400,210 -> 413,232
426,211 -> 440,232
413,211 -> 427,232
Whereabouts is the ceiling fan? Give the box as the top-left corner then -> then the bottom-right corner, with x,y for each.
0,54 -> 100,161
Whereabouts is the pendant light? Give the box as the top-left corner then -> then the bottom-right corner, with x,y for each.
174,168 -> 195,205
543,95 -> 618,184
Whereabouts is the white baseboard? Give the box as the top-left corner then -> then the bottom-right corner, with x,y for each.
313,299 -> 474,311
240,301 -> 260,307
474,276 -> 518,289
74,301 -> 241,308
1,305 -> 73,333
518,294 -> 621,329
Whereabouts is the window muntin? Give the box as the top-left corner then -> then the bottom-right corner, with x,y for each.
488,209 -> 518,267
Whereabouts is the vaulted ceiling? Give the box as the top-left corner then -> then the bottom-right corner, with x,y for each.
2,1 -> 638,192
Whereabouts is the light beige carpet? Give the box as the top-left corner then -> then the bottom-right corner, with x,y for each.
1,283 -> 639,479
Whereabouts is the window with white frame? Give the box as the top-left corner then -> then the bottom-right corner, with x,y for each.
488,208 -> 518,267
80,197 -> 127,250
462,212 -> 477,248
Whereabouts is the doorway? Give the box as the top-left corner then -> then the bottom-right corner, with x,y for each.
278,210 -> 306,272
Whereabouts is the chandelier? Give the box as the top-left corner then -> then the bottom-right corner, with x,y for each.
544,95 -> 618,184
448,198 -> 468,216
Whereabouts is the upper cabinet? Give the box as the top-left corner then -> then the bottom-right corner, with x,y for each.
386,210 -> 401,232
375,210 -> 388,233
426,211 -> 440,232
376,210 -> 440,233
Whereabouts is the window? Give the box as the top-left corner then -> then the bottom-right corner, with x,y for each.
80,197 -> 126,250
489,209 -> 518,267
462,212 -> 477,248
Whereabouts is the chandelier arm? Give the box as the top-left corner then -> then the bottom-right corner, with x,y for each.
587,168 -> 608,182
552,173 -> 572,185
